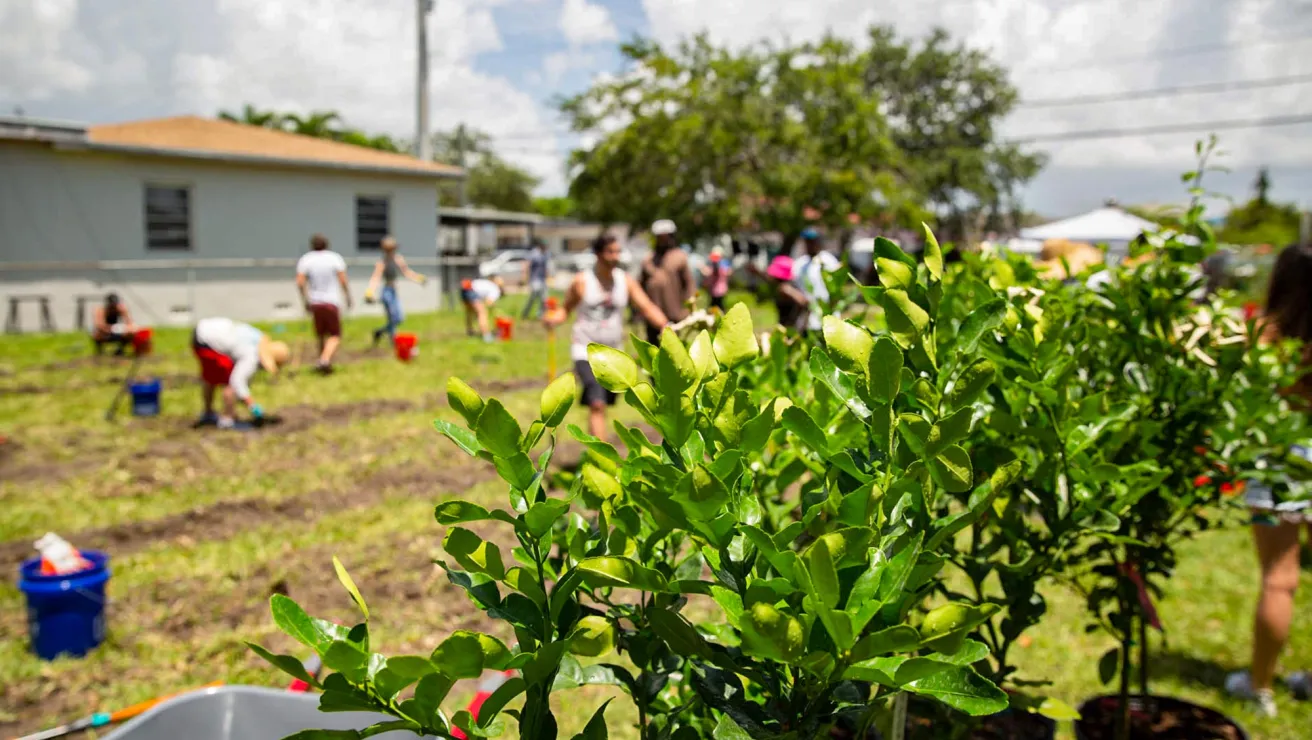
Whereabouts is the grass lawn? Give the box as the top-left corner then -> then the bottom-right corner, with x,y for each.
2,297 -> 1310,739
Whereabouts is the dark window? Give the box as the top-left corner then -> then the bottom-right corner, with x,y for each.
356,195 -> 390,250
144,185 -> 192,250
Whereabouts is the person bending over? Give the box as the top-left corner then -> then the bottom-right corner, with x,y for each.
192,316 -> 290,430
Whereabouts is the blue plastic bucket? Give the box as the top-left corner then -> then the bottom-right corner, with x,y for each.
130,378 -> 162,417
19,550 -> 111,660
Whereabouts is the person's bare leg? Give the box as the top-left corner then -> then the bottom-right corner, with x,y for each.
1251,521 -> 1302,689
476,303 -> 491,337
221,386 -> 239,420
201,382 -> 216,414
321,336 -> 341,364
588,402 -> 607,441
465,304 -> 476,336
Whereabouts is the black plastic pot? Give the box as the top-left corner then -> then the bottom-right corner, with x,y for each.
1073,694 -> 1248,740
830,698 -> 1057,740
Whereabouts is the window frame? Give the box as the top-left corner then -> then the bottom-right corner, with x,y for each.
355,194 -> 391,251
143,183 -> 194,251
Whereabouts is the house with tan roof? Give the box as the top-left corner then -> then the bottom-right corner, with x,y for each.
0,114 -> 462,327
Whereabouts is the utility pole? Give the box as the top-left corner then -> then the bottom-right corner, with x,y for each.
417,0 -> 434,161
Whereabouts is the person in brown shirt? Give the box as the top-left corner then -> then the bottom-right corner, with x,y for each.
639,219 -> 694,344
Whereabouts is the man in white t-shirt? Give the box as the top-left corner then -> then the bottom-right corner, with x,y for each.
792,227 -> 841,334
295,234 -> 352,373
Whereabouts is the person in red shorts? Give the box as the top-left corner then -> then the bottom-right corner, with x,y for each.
295,233 -> 352,374
192,317 -> 290,430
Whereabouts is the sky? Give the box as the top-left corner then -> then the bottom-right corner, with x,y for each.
3,0 -> 1312,218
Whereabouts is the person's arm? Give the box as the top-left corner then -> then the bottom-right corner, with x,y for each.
93,307 -> 109,334
366,262 -> 383,298
681,258 -> 695,304
227,346 -> 260,405
397,255 -> 425,284
547,274 -> 585,328
120,306 -> 135,330
778,282 -> 809,307
627,275 -> 670,329
337,267 -> 352,309
296,272 -> 310,310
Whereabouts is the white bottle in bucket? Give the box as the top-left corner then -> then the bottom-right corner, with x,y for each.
34,533 -> 90,575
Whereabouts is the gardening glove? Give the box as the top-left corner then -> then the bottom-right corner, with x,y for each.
364,289 -> 375,303
417,274 -> 429,285
250,404 -> 264,420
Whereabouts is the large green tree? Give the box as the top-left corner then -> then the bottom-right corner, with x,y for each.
561,28 -> 1041,244
561,34 -> 920,245
860,26 -> 1045,241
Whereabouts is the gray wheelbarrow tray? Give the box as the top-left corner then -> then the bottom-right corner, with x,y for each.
103,685 -> 431,740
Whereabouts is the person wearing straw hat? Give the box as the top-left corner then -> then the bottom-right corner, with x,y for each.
365,236 -> 428,348
639,219 -> 694,345
192,316 -> 291,430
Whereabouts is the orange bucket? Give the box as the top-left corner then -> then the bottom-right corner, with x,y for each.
495,317 -> 513,341
394,333 -> 418,361
132,328 -> 153,356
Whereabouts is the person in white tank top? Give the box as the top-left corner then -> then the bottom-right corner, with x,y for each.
545,234 -> 669,440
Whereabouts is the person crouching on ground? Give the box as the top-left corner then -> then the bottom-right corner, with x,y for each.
365,236 -> 427,347
462,276 -> 505,342
92,293 -> 136,355
544,234 -> 669,440
192,317 -> 290,430
295,233 -> 351,374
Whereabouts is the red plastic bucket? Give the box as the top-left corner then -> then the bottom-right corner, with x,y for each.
132,328 -> 153,356
495,317 -> 513,341
394,333 -> 417,362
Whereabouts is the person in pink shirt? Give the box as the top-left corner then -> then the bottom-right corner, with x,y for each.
702,249 -> 733,311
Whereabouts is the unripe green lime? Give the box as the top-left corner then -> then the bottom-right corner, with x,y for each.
921,603 -> 972,654
568,616 -> 616,657
742,603 -> 806,663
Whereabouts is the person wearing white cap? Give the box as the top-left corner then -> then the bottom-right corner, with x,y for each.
639,219 -> 694,345
793,226 -> 841,335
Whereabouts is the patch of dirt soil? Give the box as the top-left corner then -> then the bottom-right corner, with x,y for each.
0,431 -> 601,570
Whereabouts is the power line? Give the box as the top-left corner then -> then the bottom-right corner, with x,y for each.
1022,72 -> 1312,108
1018,30 -> 1312,73
1009,113 -> 1312,143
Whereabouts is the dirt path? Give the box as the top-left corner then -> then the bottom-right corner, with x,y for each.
0,431 -> 601,569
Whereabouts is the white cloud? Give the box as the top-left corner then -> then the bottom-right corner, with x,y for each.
560,0 -> 618,46
0,0 -> 95,101
543,47 -> 600,86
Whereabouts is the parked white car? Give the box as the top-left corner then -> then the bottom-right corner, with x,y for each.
477,249 -> 531,282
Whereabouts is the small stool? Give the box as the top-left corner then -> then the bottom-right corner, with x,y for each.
5,295 -> 55,334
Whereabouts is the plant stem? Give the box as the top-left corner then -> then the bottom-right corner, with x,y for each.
1139,608 -> 1149,699
890,692 -> 909,740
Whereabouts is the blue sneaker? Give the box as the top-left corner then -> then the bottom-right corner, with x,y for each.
195,411 -> 219,427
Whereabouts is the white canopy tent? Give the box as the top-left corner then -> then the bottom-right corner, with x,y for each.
1020,207 -> 1158,245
